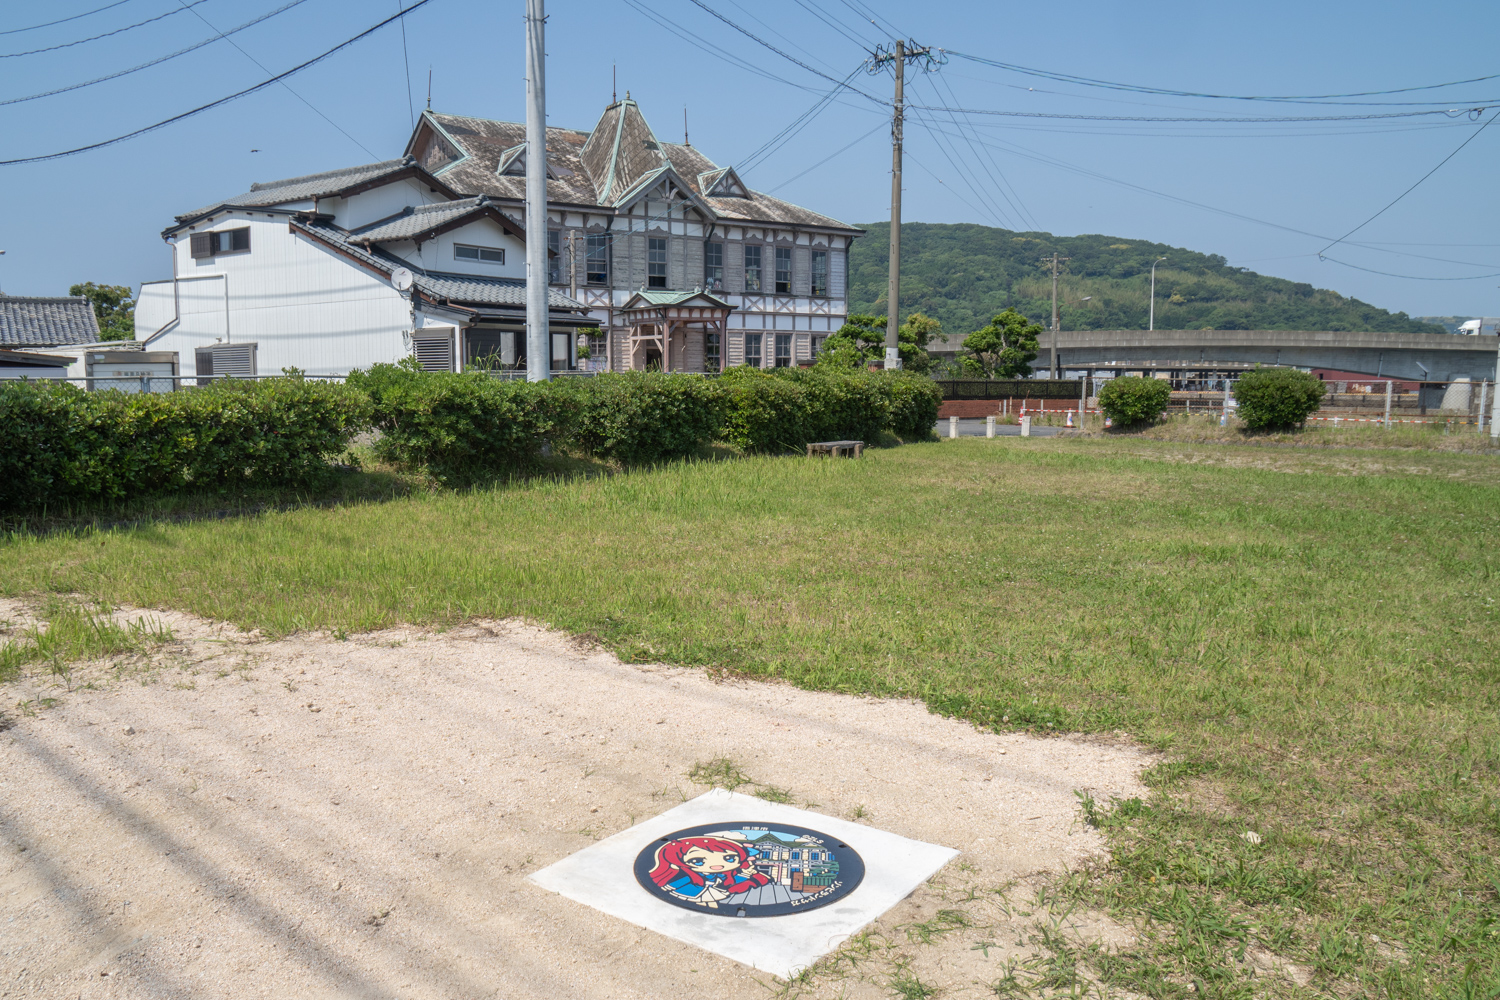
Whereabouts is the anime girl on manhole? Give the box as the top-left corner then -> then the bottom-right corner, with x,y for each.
647,836 -> 771,908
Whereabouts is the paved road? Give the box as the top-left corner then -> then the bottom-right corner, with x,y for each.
933,419 -> 1065,438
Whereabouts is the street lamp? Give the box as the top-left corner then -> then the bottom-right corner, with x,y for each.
1149,257 -> 1167,332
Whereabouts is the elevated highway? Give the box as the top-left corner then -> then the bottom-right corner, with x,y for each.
1039,330 -> 1500,382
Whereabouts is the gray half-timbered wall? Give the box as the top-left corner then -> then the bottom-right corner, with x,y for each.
539,193 -> 855,372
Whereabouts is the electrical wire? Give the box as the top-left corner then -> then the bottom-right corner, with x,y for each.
619,0 -> 846,98
0,0 -> 436,166
945,50 -> 1500,107
1,0 -> 314,109
921,72 -> 1039,230
766,120 -> 886,193
789,0 -> 877,48
172,0 -> 379,159
903,80 -> 1014,228
1317,256 -> 1500,280
901,104 -> 1487,124
1,0 -> 212,58
1318,108 -> 1500,255
399,0 -> 415,130
739,65 -> 865,174
682,0 -> 888,106
1,0 -> 138,36
906,117 -> 1500,273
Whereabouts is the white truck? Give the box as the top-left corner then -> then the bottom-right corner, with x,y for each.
1456,317 -> 1499,335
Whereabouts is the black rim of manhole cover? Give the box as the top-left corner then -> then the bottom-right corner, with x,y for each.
634,821 -> 865,918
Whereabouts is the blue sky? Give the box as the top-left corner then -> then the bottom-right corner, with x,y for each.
2,0 -> 1498,320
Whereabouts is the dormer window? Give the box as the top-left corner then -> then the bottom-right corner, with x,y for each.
455,243 -> 505,264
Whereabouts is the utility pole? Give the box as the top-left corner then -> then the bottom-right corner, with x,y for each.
1046,253 -> 1069,379
869,40 -> 935,370
524,0 -> 549,381
1149,256 -> 1167,332
566,229 -> 579,303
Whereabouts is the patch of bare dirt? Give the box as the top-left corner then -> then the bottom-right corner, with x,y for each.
0,601 -> 1151,998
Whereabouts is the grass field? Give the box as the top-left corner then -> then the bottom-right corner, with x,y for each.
3,435 -> 1497,998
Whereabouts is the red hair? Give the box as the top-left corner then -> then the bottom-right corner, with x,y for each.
648,836 -> 753,888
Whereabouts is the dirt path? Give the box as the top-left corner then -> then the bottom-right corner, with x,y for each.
0,604 -> 1151,999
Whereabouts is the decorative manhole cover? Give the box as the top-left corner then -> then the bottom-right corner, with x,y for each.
634,822 -> 865,917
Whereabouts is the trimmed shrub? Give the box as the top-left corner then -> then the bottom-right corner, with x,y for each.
881,371 -> 943,440
348,362 -> 565,484
717,367 -> 893,452
0,377 -> 370,509
1234,368 -> 1327,430
1097,376 -> 1172,426
560,371 -> 726,463
717,367 -> 812,452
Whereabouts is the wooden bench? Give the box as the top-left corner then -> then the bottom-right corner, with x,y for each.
807,440 -> 864,458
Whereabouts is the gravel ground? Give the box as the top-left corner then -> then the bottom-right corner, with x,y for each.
0,601 -> 1151,999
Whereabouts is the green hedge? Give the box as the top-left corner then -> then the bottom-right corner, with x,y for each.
558,371 -> 726,463
1097,376 -> 1172,426
0,378 -> 370,509
347,361 -> 565,485
882,371 -> 943,439
2,365 -> 946,510
1233,368 -> 1327,430
718,367 -> 894,452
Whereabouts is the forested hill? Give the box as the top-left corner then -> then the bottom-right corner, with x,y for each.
846,222 -> 1444,341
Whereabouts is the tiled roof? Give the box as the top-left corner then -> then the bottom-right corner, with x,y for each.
625,289 -> 732,308
411,104 -> 862,233
175,158 -> 429,223
291,217 -> 587,312
351,197 -> 492,243
0,296 -> 101,347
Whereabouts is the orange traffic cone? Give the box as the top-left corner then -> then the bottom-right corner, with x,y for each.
1065,410 -> 1074,428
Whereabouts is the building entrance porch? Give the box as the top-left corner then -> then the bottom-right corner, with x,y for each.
618,290 -> 733,373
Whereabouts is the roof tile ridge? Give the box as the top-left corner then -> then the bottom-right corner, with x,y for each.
248,157 -> 407,193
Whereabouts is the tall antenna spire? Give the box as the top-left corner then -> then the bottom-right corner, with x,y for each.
426,67 -> 432,110
684,105 -> 689,145
612,63 -> 617,104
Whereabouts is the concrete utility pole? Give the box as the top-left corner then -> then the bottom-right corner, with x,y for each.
566,229 -> 579,303
1046,253 -> 1069,379
1492,338 -> 1500,440
524,0 -> 549,381
1149,256 -> 1167,332
869,40 -> 934,371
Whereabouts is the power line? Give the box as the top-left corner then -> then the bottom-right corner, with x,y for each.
788,0 -> 877,48
174,0 -> 379,159
907,117 -> 1500,273
682,0 -> 887,106
902,104 -> 1488,124
915,72 -> 1038,230
0,0 -> 138,36
1318,256 -> 1500,281
766,120 -> 885,192
945,51 -> 1500,107
1318,108 -> 1500,255
398,0 -> 415,130
1,0 -> 314,109
1,0 -> 212,58
0,0 -> 436,166
739,64 -> 864,173
619,0 -> 845,97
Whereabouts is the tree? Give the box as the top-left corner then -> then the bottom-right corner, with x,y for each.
69,282 -> 135,341
818,312 -> 940,373
959,308 -> 1040,378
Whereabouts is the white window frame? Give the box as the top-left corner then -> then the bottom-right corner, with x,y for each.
455,243 -> 505,264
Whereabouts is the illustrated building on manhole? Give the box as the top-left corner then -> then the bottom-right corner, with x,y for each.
138,95 -> 862,378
